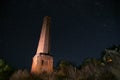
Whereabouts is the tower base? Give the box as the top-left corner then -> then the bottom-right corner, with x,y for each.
31,53 -> 53,75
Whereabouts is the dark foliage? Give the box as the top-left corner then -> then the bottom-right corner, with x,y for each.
0,59 -> 14,80
1,45 -> 120,80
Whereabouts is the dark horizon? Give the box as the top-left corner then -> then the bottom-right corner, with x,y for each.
0,0 -> 120,69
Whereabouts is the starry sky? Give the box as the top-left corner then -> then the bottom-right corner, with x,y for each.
0,0 -> 120,69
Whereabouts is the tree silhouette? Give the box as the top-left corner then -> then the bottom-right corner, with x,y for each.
0,59 -> 13,80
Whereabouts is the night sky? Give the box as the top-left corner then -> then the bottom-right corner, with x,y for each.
0,0 -> 120,69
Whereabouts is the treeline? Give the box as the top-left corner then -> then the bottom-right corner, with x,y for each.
0,45 -> 120,80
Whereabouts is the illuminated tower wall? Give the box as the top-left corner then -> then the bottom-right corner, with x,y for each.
31,16 -> 53,75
